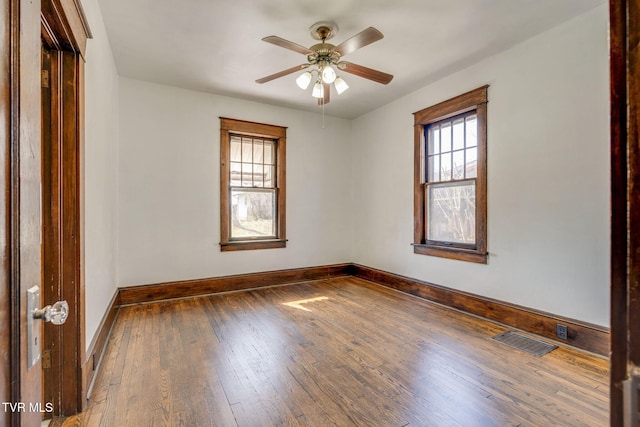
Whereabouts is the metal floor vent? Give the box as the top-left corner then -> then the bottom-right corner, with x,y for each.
492,331 -> 557,357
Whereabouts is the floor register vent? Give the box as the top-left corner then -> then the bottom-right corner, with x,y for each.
492,331 -> 558,357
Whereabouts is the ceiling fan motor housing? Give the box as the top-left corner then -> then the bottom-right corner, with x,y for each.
307,43 -> 341,67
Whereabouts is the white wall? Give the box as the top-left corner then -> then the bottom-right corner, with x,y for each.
113,5 -> 609,327
117,78 -> 354,286
352,5 -> 610,327
82,0 -> 120,347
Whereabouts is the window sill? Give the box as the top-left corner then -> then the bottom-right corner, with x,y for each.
220,239 -> 287,252
413,244 -> 487,264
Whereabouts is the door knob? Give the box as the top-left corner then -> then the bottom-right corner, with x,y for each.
33,300 -> 69,325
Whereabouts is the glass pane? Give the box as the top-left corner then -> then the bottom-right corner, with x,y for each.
253,164 -> 264,187
428,156 -> 437,182
452,118 -> 465,150
440,152 -> 451,181
465,147 -> 477,178
241,138 -> 253,163
230,162 -> 242,186
441,123 -> 452,152
264,165 -> 275,188
230,136 -> 242,162
253,140 -> 264,164
427,181 -> 476,244
264,141 -> 274,165
241,163 -> 253,186
452,150 -> 465,180
428,125 -> 440,155
465,115 -> 477,148
231,189 -> 276,239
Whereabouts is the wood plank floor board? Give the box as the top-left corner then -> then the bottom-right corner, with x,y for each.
62,277 -> 608,426
203,294 -> 311,427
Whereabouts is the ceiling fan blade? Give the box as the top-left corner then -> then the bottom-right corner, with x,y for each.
332,27 -> 384,57
256,64 -> 309,84
339,61 -> 393,85
262,36 -> 313,55
318,82 -> 330,106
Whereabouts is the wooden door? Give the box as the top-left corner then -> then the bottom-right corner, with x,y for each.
0,0 -> 11,424
0,0 -> 90,424
2,0 -> 48,425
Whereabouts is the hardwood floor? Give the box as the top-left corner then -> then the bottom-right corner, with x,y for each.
61,277 -> 608,426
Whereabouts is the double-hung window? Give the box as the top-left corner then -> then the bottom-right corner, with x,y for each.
220,118 -> 286,251
413,86 -> 488,263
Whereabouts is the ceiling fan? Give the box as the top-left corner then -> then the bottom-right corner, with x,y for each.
256,22 -> 393,105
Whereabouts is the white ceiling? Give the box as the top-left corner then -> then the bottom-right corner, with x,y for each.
97,0 -> 605,119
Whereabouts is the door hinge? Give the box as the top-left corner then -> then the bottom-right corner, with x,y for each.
41,69 -> 49,88
42,349 -> 51,369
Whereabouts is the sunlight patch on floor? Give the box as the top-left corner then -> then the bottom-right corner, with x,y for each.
282,296 -> 329,311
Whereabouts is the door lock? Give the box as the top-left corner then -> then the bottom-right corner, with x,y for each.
33,300 -> 69,325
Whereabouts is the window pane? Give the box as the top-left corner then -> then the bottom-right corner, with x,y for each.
453,118 -> 465,150
428,125 -> 440,155
230,136 -> 242,162
242,163 -> 253,186
264,141 -> 274,165
441,123 -> 452,152
428,155 -> 440,182
253,164 -> 264,187
264,165 -> 276,188
230,162 -> 242,186
253,140 -> 264,164
241,138 -> 253,162
452,150 -> 465,180
466,115 -> 477,148
440,152 -> 452,181
465,147 -> 477,178
231,189 -> 276,239
427,181 -> 476,244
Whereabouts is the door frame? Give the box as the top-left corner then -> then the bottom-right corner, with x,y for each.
609,0 -> 640,425
39,0 -> 91,418
40,28 -> 85,418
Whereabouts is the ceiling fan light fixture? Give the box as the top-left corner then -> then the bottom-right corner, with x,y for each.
321,65 -> 336,84
334,76 -> 349,95
256,24 -> 392,106
296,71 -> 313,89
312,80 -> 324,98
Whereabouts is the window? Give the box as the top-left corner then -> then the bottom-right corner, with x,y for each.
220,118 -> 286,251
413,86 -> 488,263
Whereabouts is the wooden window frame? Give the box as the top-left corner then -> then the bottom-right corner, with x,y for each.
413,86 -> 488,264
219,117 -> 287,251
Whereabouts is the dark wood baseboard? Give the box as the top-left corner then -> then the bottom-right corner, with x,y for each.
81,290 -> 119,407
106,262 -> 609,357
117,263 -> 352,306
350,264 -> 609,356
